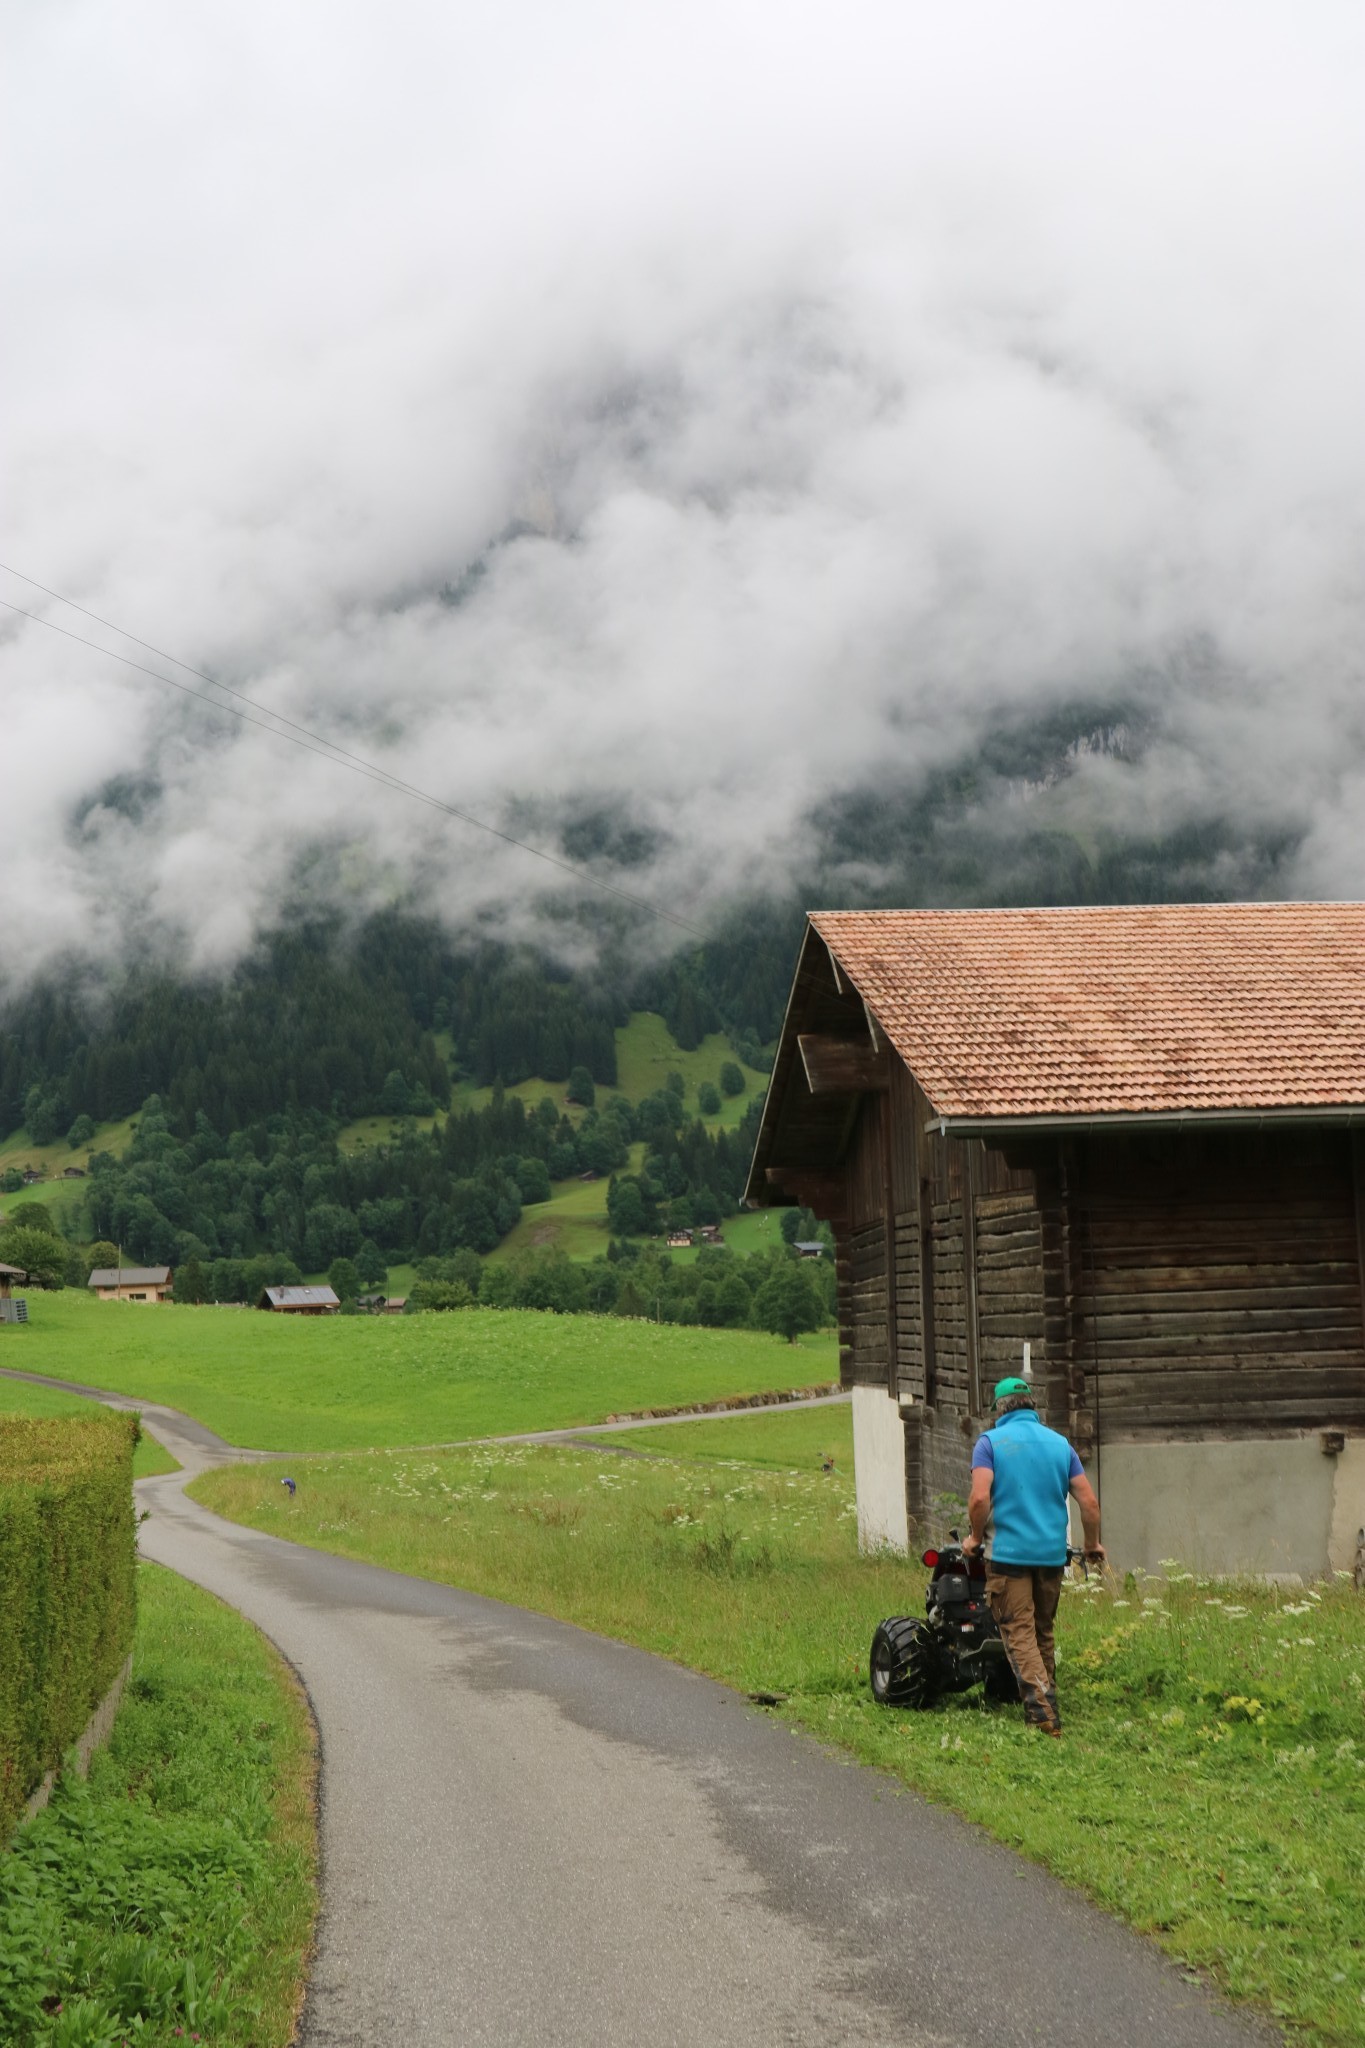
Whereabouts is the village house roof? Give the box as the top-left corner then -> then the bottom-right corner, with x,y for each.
808,903 -> 1365,1127
259,1285 -> 340,1310
0,1261 -> 28,1280
88,1265 -> 172,1288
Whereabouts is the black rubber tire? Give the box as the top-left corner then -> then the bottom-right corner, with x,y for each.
869,1618 -> 940,1708
982,1655 -> 1022,1704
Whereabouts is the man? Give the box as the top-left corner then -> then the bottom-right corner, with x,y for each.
962,1376 -> 1104,1738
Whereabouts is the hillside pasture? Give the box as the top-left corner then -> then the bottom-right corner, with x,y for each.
446,1012 -> 768,1129
0,1289 -> 835,1451
611,1014 -> 768,1126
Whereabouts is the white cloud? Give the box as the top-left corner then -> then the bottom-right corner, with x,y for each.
3,0 -> 1364,978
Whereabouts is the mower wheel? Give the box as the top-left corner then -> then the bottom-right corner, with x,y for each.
869,1618 -> 939,1708
983,1656 -> 1022,1704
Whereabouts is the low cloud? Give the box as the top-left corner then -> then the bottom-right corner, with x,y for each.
3,1 -> 1363,983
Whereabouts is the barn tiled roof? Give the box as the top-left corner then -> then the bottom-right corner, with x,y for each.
809,903 -> 1365,1120
88,1266 -> 172,1288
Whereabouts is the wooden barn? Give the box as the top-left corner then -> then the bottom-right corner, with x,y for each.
747,905 -> 1365,1579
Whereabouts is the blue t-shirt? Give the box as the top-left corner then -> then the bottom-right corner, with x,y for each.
971,1409 -> 1083,1567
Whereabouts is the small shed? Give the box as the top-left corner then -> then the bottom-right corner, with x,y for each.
88,1265 -> 174,1303
748,904 -> 1365,1579
258,1285 -> 340,1315
0,1261 -> 27,1299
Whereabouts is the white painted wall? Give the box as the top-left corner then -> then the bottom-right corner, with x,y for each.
852,1385 -> 909,1553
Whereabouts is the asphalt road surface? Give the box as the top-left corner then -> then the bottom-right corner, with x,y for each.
5,1372 -> 1278,2047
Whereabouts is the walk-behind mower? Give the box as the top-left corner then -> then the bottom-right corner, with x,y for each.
869,1531 -> 1021,1709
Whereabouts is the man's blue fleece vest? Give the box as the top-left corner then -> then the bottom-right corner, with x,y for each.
981,1409 -> 1075,1567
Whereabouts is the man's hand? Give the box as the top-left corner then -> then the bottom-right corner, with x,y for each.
1084,1543 -> 1107,1565
962,1532 -> 983,1558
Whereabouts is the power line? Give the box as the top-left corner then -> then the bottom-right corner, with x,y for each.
0,566 -> 704,939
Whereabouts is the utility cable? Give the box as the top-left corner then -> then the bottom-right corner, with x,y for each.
0,568 -> 705,939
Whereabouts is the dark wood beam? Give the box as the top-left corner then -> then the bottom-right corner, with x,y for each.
764,1166 -> 847,1225
797,1034 -> 889,1098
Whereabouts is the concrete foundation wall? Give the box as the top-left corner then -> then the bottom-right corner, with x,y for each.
1100,1437 -> 1353,1580
1327,1439 -> 1365,1575
852,1385 -> 909,1553
849,1407 -> 1365,1577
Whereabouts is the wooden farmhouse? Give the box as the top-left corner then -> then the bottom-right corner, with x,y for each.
0,1261 -> 26,1299
87,1264 -> 174,1303
747,905 -> 1365,1579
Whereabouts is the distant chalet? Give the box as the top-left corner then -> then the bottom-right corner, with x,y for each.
258,1285 -> 340,1315
747,902 -> 1365,1579
88,1266 -> 173,1303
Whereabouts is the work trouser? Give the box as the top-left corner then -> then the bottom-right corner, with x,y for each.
986,1566 -> 1064,1728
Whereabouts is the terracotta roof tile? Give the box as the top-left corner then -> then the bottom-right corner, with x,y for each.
809,904 -> 1365,1119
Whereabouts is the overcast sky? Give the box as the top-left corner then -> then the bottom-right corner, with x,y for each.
3,2 -> 1363,978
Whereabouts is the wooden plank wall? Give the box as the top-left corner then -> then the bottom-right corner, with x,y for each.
1067,1129 -> 1365,1439
975,1193 -> 1047,1392
840,1067 -> 1036,1408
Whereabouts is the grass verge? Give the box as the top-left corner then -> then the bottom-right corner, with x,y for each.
3,1292 -> 833,1450
0,1562 -> 316,2046
193,1410 -> 1365,2046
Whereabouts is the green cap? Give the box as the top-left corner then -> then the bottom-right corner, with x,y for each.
993,1376 -> 1032,1402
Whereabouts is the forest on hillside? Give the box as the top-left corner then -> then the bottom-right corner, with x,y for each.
0,699 -> 1300,1148
0,700 -> 1301,1155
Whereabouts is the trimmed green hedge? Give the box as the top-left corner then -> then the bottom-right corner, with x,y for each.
0,1413 -> 138,1839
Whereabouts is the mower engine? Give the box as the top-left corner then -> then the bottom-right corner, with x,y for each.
869,1532 -> 1021,1708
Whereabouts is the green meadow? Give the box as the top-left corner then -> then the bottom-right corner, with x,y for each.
0,1290 -> 835,1451
195,1405 -> 1365,2047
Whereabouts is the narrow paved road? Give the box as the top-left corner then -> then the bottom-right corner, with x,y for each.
7,1372 -> 1277,2047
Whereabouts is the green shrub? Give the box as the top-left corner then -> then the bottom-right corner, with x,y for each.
0,1414 -> 138,1840
0,1227 -> 69,1291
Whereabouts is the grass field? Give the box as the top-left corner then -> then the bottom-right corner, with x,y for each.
0,1367 -> 180,1477
0,1116 -> 139,1238
444,1013 -> 768,1127
482,1144 -> 648,1265
579,1401 -> 851,1469
0,1290 -> 835,1451
335,1112 -> 441,1155
194,1408 -> 1365,2046
0,1564 -> 315,2046
611,1015 -> 768,1126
